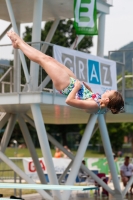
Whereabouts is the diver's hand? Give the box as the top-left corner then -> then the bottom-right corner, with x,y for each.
75,79 -> 82,90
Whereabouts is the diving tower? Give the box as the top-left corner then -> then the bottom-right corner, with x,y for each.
0,1 -> 133,200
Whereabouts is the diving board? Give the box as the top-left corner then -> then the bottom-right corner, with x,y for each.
0,183 -> 97,191
0,199 -> 21,200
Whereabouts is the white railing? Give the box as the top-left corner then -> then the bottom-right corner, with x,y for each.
117,75 -> 133,84
0,65 -> 13,93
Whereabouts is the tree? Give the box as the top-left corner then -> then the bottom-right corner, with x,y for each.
122,123 -> 133,156
23,20 -> 93,55
79,122 -> 130,155
107,123 -> 126,153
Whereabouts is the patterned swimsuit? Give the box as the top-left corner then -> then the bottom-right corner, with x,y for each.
60,77 -> 108,114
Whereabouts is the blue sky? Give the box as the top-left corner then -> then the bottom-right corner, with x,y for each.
0,0 -> 133,59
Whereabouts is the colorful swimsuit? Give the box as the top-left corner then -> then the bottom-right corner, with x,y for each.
60,77 -> 108,114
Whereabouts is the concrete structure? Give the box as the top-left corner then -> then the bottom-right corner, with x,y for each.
0,0 -> 133,200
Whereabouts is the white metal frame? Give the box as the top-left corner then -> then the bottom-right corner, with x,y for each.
0,0 -> 130,200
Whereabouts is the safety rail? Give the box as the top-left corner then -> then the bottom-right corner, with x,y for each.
117,75 -> 133,84
0,41 -> 55,95
0,65 -> 13,93
0,159 -> 22,198
0,42 -> 133,101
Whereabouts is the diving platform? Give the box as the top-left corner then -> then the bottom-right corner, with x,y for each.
0,91 -> 133,124
0,0 -> 133,200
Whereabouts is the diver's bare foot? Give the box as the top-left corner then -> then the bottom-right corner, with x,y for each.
7,31 -> 22,49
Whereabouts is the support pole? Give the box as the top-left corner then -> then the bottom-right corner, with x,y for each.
18,115 -> 47,184
122,176 -> 133,197
37,75 -> 51,91
58,161 -> 73,184
0,152 -> 52,200
0,113 -> 11,129
63,114 -> 98,200
22,114 -> 114,195
0,114 -> 17,152
13,23 -> 21,93
97,12 -> 122,198
31,104 -> 61,200
41,19 -> 60,53
97,13 -> 106,57
5,0 -> 30,87
70,35 -> 84,49
30,0 -> 43,90
0,23 -> 12,40
98,115 -> 122,195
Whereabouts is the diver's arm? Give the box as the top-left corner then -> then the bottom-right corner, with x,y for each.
66,80 -> 98,110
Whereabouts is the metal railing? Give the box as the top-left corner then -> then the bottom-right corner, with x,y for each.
108,49 -> 133,103
0,65 -> 13,93
0,41 -> 55,94
0,43 -> 133,101
0,158 -> 22,198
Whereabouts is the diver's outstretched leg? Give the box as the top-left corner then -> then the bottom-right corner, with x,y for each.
7,31 -> 76,90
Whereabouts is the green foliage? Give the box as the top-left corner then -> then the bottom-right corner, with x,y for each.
79,122 -> 133,154
107,123 -> 125,153
23,20 -> 93,54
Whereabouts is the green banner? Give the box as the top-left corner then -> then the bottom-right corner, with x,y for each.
73,0 -> 98,35
85,157 -> 125,175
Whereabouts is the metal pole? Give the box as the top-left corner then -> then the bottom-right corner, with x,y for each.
22,114 -> 114,195
97,11 -> 123,199
0,114 -> 17,152
70,35 -> 84,49
122,176 -> 133,197
58,161 -> 73,184
41,19 -> 60,53
18,115 -> 47,184
0,113 -> 10,129
97,14 -> 106,57
98,115 -> 122,195
31,104 -> 61,200
132,58 -> 133,88
19,176 -> 22,198
122,52 -> 125,102
5,0 -> 30,88
13,23 -> 21,93
0,152 -> 52,200
37,75 -> 51,91
30,0 -> 43,90
14,171 -> 16,196
64,114 -> 98,200
0,23 -> 12,40
10,69 -> 13,92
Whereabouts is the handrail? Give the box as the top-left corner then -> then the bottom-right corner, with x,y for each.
0,66 -> 12,83
117,75 -> 133,84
